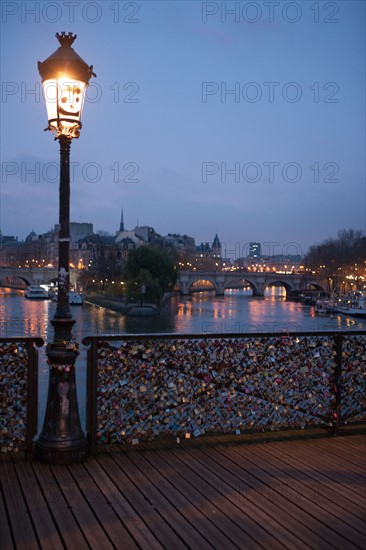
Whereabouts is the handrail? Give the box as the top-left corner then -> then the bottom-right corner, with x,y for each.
0,337 -> 44,457
83,330 -> 366,452
83,330 -> 366,342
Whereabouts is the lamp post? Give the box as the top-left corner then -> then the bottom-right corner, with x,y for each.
35,32 -> 95,464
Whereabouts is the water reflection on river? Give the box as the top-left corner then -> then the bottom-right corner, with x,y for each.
1,285 -> 366,339
1,286 -> 365,429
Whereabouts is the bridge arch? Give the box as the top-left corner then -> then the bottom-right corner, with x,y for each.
0,268 -> 79,288
224,277 -> 257,295
176,276 -> 224,296
0,275 -> 31,287
189,279 -> 216,293
264,279 -> 294,295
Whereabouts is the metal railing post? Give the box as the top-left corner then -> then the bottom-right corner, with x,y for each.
25,338 -> 42,458
84,336 -> 98,454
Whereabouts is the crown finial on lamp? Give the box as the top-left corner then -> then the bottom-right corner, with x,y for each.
56,32 -> 77,47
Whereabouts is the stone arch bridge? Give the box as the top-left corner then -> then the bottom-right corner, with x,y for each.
177,271 -> 323,297
0,267 -> 79,288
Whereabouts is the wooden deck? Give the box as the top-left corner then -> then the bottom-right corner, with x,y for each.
1,433 -> 365,549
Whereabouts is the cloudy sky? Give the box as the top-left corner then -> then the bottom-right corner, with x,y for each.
1,0 -> 365,259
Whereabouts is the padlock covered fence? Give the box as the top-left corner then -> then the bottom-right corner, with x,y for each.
84,331 -> 366,451
0,337 -> 42,455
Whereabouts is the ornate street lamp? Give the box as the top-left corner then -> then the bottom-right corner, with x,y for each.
35,32 -> 95,464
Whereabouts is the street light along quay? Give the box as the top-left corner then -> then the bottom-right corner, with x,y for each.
35,32 -> 95,464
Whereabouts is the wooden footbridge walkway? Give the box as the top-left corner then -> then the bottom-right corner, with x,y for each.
1,431 -> 365,549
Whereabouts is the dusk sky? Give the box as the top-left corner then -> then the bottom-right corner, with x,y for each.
1,0 -> 365,260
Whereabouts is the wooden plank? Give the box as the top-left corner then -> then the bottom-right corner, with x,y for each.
218,444 -> 364,548
88,456 -> 163,550
311,438 -> 366,470
262,441 -> 366,523
32,462 -> 88,549
336,434 -> 366,449
98,454 -> 183,549
113,452 -> 214,550
68,463 -> 138,549
132,450 -> 243,549
299,436 -> 366,465
0,485 -> 14,550
14,461 -> 64,550
155,447 -> 310,550
264,439 -> 366,509
241,441 -> 366,535
50,465 -> 113,549
173,446 -> 333,550
0,461 -> 38,549
267,439 -> 366,501
303,440 -> 366,477
337,435 -> 366,450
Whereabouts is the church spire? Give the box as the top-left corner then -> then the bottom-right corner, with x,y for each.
119,208 -> 124,232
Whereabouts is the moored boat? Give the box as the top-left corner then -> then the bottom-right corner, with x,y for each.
314,300 -> 331,315
24,286 -> 50,299
51,289 -> 83,305
333,292 -> 366,318
314,292 -> 337,316
69,290 -> 83,305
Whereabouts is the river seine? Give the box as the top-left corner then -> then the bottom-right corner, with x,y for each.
1,286 -> 365,339
1,287 -> 365,428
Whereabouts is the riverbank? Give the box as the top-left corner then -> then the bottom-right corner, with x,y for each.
84,291 -> 177,316
84,293 -> 128,314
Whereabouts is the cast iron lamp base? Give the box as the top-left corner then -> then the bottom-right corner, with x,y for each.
35,318 -> 88,464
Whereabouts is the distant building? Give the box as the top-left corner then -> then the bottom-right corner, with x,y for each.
115,230 -> 144,247
248,242 -> 261,260
133,226 -> 153,243
0,232 -> 20,266
197,234 -> 222,258
163,233 -> 196,254
21,231 -> 48,266
44,222 -> 93,268
212,233 -> 222,258
193,234 -> 223,269
0,232 -> 18,245
53,222 -> 94,244
197,242 -> 211,255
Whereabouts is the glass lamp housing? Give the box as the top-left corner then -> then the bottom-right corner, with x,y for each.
38,32 -> 95,139
42,78 -> 87,138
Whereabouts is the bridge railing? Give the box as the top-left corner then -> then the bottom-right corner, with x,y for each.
0,337 -> 43,457
83,331 -> 366,452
